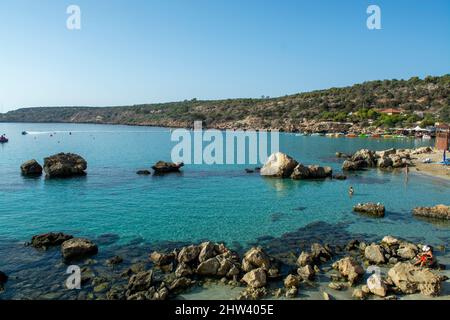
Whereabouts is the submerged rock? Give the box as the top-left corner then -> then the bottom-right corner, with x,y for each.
136,170 -> 151,175
353,203 -> 385,217
0,271 -> 7,285
413,205 -> 450,220
335,152 -> 350,158
311,243 -> 333,263
44,153 -> 87,178
387,262 -> 443,296
152,161 -> 184,174
332,173 -> 347,180
126,270 -> 153,295
61,238 -> 98,261
260,152 -> 298,178
20,159 -> 43,176
30,232 -> 73,249
106,256 -> 123,266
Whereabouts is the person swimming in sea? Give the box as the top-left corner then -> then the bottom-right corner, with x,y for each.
348,186 -> 354,196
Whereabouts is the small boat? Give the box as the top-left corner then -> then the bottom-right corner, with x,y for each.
382,134 -> 393,139
22,131 -> 28,135
370,134 -> 381,138
346,133 -> 357,138
422,134 -> 432,140
0,135 -> 8,143
359,134 -> 368,138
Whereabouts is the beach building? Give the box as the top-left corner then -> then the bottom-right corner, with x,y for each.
436,123 -> 450,151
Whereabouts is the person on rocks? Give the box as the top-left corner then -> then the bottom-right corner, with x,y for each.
348,186 -> 354,197
414,245 -> 434,267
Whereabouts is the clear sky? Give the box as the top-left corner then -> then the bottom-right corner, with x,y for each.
0,0 -> 449,112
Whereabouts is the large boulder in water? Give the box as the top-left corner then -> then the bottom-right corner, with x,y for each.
260,152 -> 298,178
387,262 -> 443,296
44,153 -> 87,178
291,164 -> 332,179
342,160 -> 368,171
152,161 -> 184,174
413,205 -> 450,220
351,149 -> 376,166
377,157 -> 393,168
30,232 -> 73,249
61,238 -> 98,261
20,159 -> 43,176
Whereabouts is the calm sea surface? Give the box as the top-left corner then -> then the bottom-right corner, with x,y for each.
1,122 -> 450,299
1,122 -> 449,246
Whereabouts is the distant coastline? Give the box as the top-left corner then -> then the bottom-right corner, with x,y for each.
1,75 -> 449,134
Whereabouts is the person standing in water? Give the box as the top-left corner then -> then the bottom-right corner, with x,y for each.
348,186 -> 354,196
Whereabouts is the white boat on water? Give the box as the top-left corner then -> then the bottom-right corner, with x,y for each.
422,134 -> 432,140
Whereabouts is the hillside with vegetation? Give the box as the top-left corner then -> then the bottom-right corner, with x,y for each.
1,74 -> 449,131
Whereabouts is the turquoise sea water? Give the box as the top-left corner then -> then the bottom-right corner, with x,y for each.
1,122 -> 449,248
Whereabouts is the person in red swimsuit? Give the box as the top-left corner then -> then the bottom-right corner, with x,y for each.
414,245 -> 433,267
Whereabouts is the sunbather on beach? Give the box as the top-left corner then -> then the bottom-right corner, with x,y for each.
414,245 -> 434,267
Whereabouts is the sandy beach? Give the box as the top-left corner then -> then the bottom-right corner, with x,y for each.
411,149 -> 450,181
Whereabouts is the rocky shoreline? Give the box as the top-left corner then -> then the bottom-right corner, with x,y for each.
0,230 -> 448,300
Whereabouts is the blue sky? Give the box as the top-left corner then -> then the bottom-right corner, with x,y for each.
0,0 -> 449,112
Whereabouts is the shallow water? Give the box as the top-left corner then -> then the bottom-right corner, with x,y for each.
0,122 -> 449,299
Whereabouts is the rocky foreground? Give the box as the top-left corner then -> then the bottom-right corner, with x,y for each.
1,232 -> 446,300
